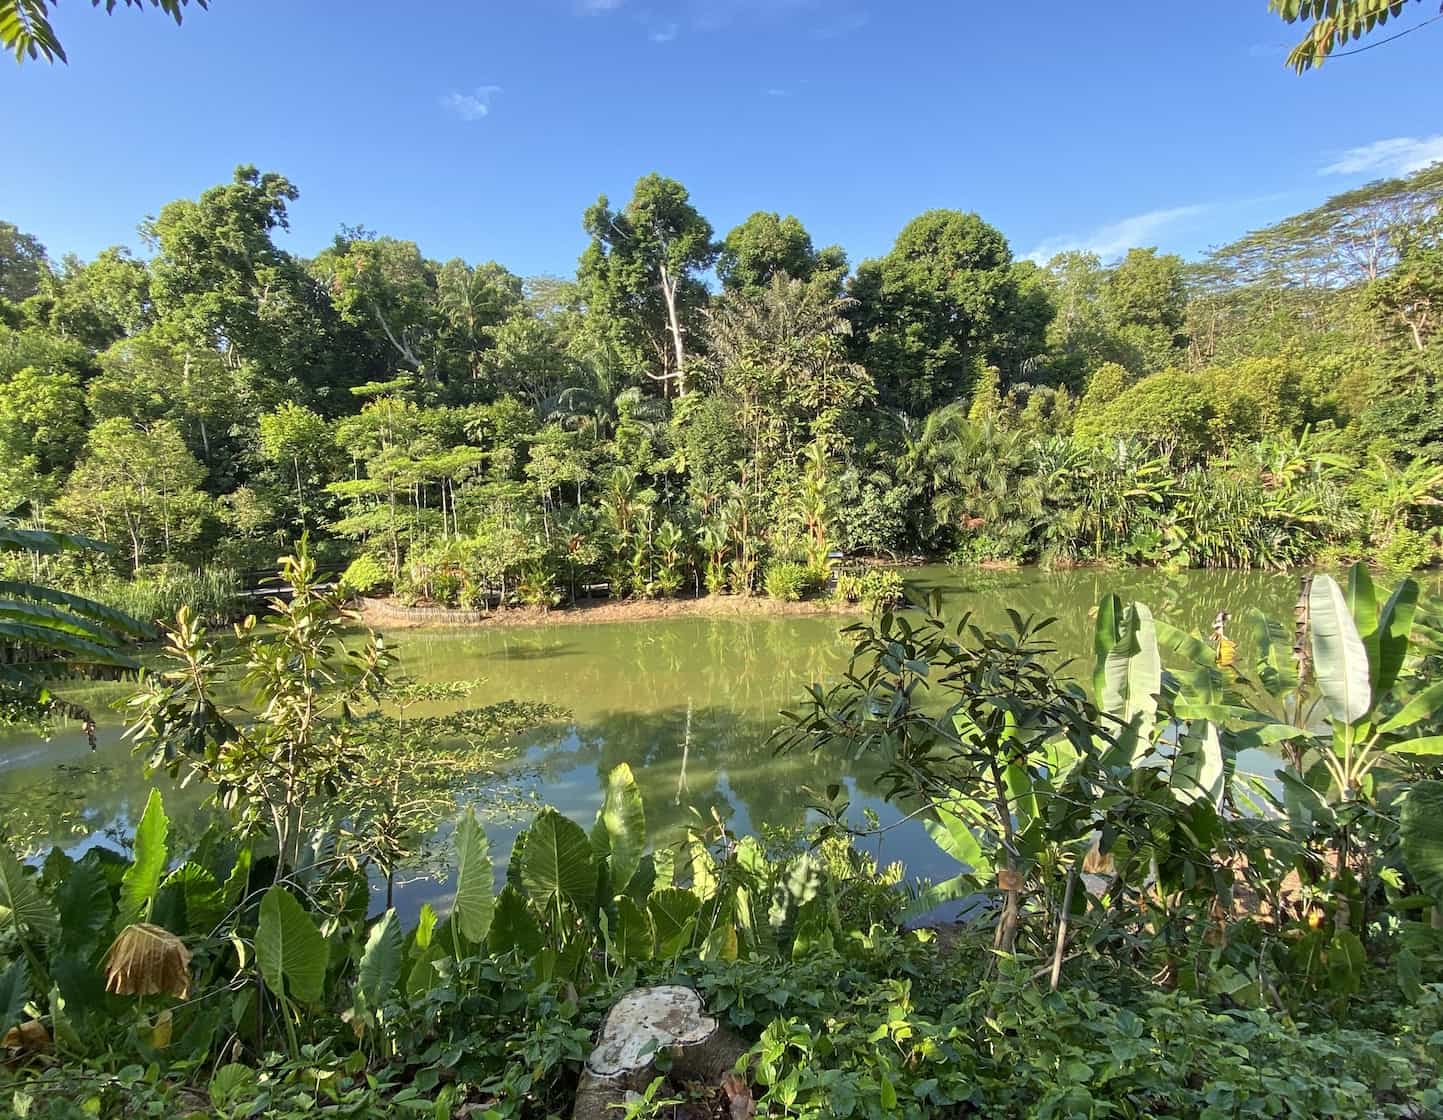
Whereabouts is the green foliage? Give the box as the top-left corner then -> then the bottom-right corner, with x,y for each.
2,0 -> 207,64
256,885 -> 327,1005
1272,0 -> 1426,72
451,807 -> 495,945
763,560 -> 811,602
338,552 -> 389,598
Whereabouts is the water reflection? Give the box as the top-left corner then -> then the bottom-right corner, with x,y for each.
5,565 -> 1435,919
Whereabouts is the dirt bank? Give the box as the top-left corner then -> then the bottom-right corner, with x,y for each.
358,594 -> 864,630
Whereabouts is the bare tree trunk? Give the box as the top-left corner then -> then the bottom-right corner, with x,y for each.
658,262 -> 687,396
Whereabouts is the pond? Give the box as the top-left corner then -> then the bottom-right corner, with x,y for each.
0,565 -> 1418,920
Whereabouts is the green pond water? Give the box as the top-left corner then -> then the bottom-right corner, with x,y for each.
1,566 -> 1413,920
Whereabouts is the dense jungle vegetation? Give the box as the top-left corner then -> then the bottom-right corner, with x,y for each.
5,5 -> 1443,1114
4,545 -> 1443,1118
1,160 -> 1443,625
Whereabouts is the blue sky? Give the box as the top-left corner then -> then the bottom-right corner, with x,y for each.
3,0 -> 1442,278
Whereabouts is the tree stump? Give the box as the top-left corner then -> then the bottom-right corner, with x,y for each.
572,985 -> 747,1120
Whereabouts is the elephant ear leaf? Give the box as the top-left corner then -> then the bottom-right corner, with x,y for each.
256,887 -> 326,1005
119,789 -> 169,926
452,808 -> 494,945
521,810 -> 595,913
593,763 -> 646,892
1401,781 -> 1443,906
1309,575 -> 1371,725
0,958 -> 28,1037
0,844 -> 58,943
357,909 -> 403,1010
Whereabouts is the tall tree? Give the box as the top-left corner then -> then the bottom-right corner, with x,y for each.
146,166 -> 354,406
313,234 -> 440,379
848,210 -> 1044,415
578,174 -> 716,397
0,220 -> 47,302
56,417 -> 210,570
31,246 -> 151,349
717,212 -> 847,296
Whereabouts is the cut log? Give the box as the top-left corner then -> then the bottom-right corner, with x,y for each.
573,985 -> 747,1120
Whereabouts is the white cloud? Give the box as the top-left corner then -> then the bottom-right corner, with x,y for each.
765,87 -> 790,97
1321,135 -> 1443,177
579,0 -> 624,10
649,21 -> 679,42
440,85 -> 503,122
1026,204 -> 1209,264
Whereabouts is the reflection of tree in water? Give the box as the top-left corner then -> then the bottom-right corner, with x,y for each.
0,759 -> 214,859
906,567 -> 1299,675
500,702 -> 883,852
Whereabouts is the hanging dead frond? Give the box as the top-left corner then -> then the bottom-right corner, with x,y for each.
103,923 -> 191,999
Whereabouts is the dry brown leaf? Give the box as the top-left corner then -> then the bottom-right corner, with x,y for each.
998,867 -> 1025,892
720,1070 -> 755,1120
2,1020 -> 51,1054
103,923 -> 192,999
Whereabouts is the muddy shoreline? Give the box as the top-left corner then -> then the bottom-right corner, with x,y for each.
358,594 -> 866,630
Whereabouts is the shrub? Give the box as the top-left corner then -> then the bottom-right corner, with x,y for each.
860,568 -> 904,609
1377,525 -> 1436,573
764,560 -> 810,602
832,572 -> 864,604
339,553 -> 389,599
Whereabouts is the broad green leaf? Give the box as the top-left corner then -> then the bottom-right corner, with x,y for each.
1375,578 -> 1420,696
1346,563 -> 1379,680
1092,593 -> 1122,700
158,861 -> 223,933
520,810 -> 595,914
1392,736 -> 1443,756
0,843 -> 57,941
357,909 -> 403,1009
1277,769 -> 1335,832
54,860 -> 112,948
0,958 -> 28,1035
487,884 -> 544,957
1379,681 -> 1443,734
902,874 -> 976,921
648,887 -> 700,956
689,840 -> 718,900
1171,721 -> 1225,809
256,887 -> 326,1005
615,894 -> 654,962
924,802 -> 990,875
1100,603 -> 1160,761
593,763 -> 646,891
222,846 -> 252,908
1248,609 -> 1299,699
451,808 -> 494,945
1309,575 -> 1371,724
119,789 -> 169,925
414,903 -> 437,950
1154,618 -> 1217,672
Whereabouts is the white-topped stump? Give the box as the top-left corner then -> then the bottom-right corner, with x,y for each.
573,985 -> 747,1120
